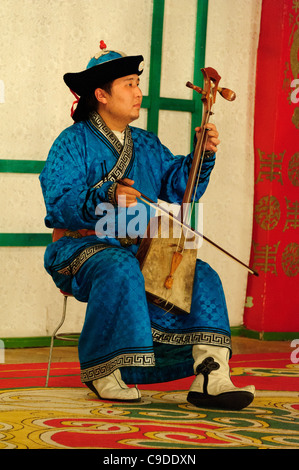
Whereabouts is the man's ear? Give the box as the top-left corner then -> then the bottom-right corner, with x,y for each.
95,88 -> 108,104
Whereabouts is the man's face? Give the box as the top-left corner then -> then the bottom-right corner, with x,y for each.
98,74 -> 143,131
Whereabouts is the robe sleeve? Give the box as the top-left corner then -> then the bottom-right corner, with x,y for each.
39,127 -> 114,230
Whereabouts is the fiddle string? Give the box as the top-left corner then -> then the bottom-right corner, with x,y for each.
178,107 -> 211,254
188,126 -> 210,224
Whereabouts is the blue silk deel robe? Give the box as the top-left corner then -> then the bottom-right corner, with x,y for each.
39,111 -> 231,385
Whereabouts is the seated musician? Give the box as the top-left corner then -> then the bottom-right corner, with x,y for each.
39,43 -> 255,410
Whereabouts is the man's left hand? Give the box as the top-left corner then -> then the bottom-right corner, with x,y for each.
195,123 -> 220,153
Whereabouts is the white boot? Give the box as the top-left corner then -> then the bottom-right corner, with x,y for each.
86,369 -> 141,402
187,345 -> 255,410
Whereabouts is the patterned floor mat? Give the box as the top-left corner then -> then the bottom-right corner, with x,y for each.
0,353 -> 298,449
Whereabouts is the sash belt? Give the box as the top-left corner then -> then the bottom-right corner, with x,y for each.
52,228 -> 139,247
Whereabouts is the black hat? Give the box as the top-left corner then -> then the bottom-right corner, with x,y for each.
64,42 -> 144,96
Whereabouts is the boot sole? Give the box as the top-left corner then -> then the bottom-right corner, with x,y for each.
86,381 -> 141,403
187,390 -> 254,411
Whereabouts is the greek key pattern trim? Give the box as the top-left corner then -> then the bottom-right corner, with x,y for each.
151,328 -> 232,350
107,181 -> 118,205
89,111 -> 133,189
89,110 -> 123,153
81,352 -> 155,383
57,244 -> 108,276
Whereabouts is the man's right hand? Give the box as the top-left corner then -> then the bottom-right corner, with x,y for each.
116,178 -> 141,207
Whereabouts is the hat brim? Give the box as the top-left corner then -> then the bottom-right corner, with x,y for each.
64,55 -> 144,96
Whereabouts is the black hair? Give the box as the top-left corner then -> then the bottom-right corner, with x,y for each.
72,81 -> 112,123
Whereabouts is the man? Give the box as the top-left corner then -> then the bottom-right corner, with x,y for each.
39,43 -> 255,410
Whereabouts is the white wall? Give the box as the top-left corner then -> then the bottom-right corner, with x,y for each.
0,0 -> 262,338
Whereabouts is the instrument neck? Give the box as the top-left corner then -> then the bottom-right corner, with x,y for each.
179,110 -> 211,224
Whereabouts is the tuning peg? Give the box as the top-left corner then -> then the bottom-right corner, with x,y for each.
186,81 -> 236,101
217,87 -> 236,101
186,81 -> 206,95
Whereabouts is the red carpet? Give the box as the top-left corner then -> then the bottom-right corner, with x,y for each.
0,353 -> 299,450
